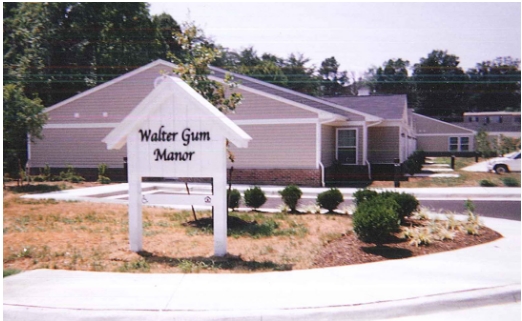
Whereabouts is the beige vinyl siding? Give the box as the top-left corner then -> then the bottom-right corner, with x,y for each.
321,125 -> 336,166
228,123 -> 317,169
46,65 -> 170,124
417,135 -> 475,152
29,128 -> 126,169
414,114 -> 473,134
227,88 -> 318,121
368,126 -> 399,163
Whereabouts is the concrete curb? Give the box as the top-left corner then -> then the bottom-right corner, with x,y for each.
3,284 -> 520,321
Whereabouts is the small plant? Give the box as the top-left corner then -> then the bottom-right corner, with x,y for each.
464,199 -> 475,214
227,189 -> 241,210
243,186 -> 267,211
59,165 -> 85,183
479,179 -> 497,187
352,196 -> 400,243
279,185 -> 303,213
501,177 -> 520,187
97,163 -> 111,184
408,228 -> 433,247
316,188 -> 344,213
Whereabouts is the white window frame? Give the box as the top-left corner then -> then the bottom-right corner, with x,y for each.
336,128 -> 358,165
449,136 -> 470,151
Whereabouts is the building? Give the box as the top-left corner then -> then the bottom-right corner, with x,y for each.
28,60 -> 476,186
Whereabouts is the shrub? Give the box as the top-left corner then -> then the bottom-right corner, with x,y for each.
354,189 -> 419,223
353,189 -> 378,206
404,150 -> 425,175
97,163 -> 111,184
380,191 -> 419,222
227,189 -> 241,210
279,185 -> 303,213
501,177 -> 520,187
244,186 -> 266,210
59,165 -> 85,183
353,196 -> 400,243
316,188 -> 344,213
479,179 -> 497,187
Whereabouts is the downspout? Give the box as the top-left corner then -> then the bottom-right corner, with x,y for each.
319,162 -> 325,187
365,120 -> 383,180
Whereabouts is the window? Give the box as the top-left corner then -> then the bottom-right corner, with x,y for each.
337,129 -> 357,164
449,137 -> 469,151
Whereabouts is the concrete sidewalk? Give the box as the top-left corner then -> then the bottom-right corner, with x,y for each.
4,216 -> 520,321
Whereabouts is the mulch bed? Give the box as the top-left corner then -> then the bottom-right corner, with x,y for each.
313,219 -> 502,268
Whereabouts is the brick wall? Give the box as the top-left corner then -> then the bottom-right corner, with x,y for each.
229,168 -> 322,187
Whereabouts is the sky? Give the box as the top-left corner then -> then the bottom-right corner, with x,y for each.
149,2 -> 521,77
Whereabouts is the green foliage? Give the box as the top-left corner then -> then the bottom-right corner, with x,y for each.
501,177 -> 520,187
380,191 -> 420,222
475,128 -> 497,158
227,189 -> 241,210
3,269 -> 22,278
59,165 -> 85,183
316,188 -> 344,213
479,179 -> 497,187
279,185 -> 303,213
497,135 -> 521,156
3,84 -> 47,178
353,189 -> 379,206
353,196 -> 400,243
97,163 -> 111,184
354,189 -> 419,223
243,187 -> 267,210
404,150 -> 426,175
171,22 -> 242,114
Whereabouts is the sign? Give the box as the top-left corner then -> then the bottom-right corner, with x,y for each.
103,76 -> 251,256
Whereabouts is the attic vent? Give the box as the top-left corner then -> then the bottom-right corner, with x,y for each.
154,75 -> 168,88
103,112 -> 108,117
74,113 -> 80,118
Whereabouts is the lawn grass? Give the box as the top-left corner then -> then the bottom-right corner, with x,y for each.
3,189 -> 351,273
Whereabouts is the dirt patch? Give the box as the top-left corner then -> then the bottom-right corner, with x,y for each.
314,218 -> 502,268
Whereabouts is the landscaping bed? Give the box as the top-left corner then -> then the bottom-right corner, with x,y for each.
3,182 -> 503,275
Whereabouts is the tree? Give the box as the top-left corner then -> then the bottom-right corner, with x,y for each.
466,57 -> 521,112
318,56 -> 350,96
475,128 -> 497,158
4,3 -> 179,106
170,22 -> 241,114
366,58 -> 411,95
281,53 -> 320,96
3,84 -> 47,178
412,50 -> 468,120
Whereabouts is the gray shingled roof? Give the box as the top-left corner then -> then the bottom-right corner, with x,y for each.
210,66 -> 376,121
323,95 -> 407,120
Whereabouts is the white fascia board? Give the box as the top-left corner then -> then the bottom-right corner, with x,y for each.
103,77 -> 252,150
417,133 -> 476,137
44,60 -> 176,113
413,113 -> 476,134
44,123 -> 120,129
234,118 -> 317,126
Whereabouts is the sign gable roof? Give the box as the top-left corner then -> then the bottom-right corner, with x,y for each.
103,76 -> 252,150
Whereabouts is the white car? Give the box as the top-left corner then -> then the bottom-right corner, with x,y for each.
487,151 -> 521,174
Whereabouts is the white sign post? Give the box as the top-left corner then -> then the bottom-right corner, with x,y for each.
103,76 -> 251,256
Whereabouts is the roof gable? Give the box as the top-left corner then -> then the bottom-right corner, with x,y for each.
45,60 -> 177,113
103,76 -> 251,150
413,113 -> 476,134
